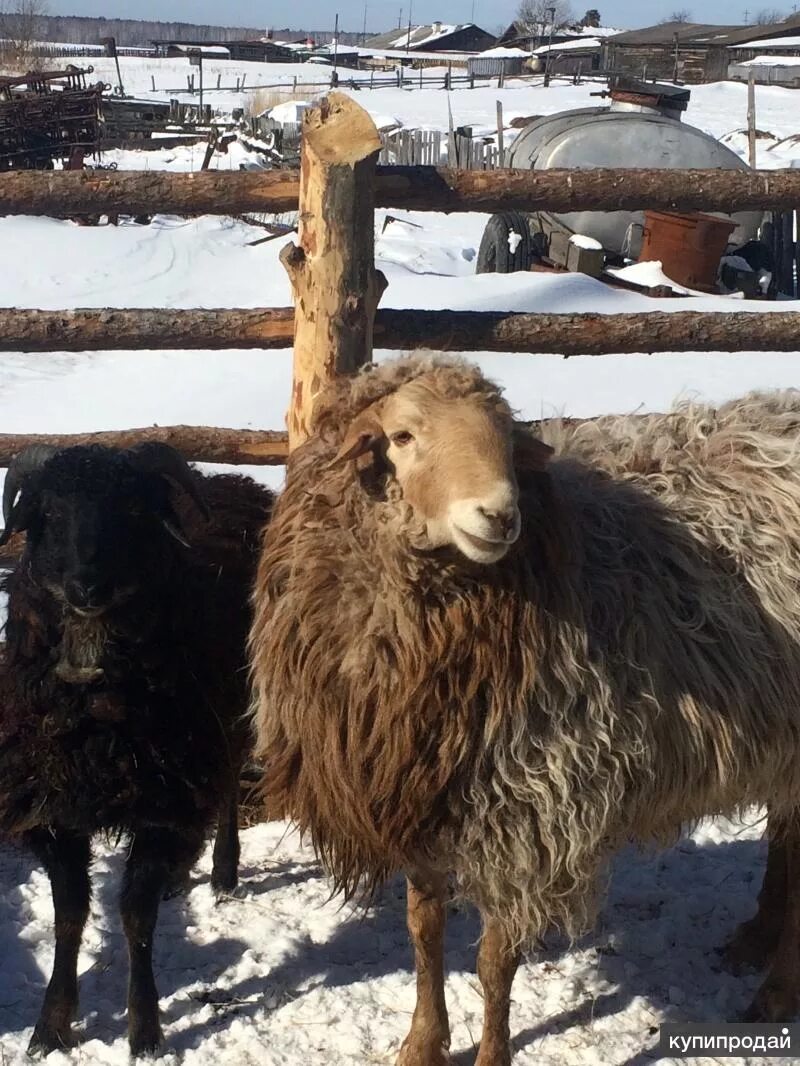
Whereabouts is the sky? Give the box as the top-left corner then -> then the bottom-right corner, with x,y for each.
41,0 -> 798,36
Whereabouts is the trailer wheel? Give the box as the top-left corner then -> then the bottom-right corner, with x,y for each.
476,212 -> 533,273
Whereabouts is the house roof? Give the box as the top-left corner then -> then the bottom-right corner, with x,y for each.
610,15 -> 800,49
732,34 -> 800,50
366,22 -> 491,50
608,22 -> 741,46
500,19 -> 623,41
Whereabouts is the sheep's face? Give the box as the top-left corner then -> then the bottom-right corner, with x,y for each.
28,485 -> 170,616
335,379 -> 524,565
5,449 -> 191,618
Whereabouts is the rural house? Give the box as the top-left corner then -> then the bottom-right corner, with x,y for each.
152,38 -> 297,62
604,13 -> 800,84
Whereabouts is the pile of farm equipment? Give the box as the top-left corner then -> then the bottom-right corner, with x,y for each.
0,66 -> 103,171
0,64 -> 232,173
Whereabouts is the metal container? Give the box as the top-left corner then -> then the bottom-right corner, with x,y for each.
505,78 -> 762,258
640,211 -> 738,290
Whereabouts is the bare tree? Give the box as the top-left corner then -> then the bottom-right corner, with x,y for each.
754,7 -> 786,23
660,8 -> 693,22
581,8 -> 601,26
516,0 -> 575,34
0,0 -> 49,70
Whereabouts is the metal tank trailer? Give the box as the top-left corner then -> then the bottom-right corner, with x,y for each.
476,77 -> 773,296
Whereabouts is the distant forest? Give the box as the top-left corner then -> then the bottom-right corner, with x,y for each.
0,13 -> 365,47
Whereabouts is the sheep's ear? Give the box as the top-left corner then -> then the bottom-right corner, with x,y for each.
332,413 -> 384,465
514,430 -> 554,472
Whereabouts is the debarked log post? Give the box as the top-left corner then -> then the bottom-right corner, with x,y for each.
281,92 -> 387,450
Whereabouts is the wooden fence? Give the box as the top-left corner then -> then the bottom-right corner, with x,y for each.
0,92 -> 799,466
379,128 -> 501,169
254,119 -> 499,170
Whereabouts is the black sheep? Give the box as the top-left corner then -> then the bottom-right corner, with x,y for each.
0,443 -> 272,1057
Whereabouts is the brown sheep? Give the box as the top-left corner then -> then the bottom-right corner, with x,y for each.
250,355 -> 800,1065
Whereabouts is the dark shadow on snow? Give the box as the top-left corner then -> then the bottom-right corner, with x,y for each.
0,828 -> 774,1062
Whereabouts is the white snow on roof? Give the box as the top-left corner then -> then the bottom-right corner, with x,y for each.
415,23 -> 461,46
534,37 -> 601,54
479,45 -> 529,57
730,34 -> 800,49
734,53 -> 800,66
267,100 -> 311,123
387,23 -> 467,48
580,26 -> 624,37
173,43 -> 230,56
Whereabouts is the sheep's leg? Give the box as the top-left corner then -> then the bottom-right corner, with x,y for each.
210,766 -> 241,897
473,916 -> 520,1066
744,816 -> 800,1022
725,819 -> 786,973
397,869 -> 452,1066
26,828 -> 91,1057
121,827 -> 203,1056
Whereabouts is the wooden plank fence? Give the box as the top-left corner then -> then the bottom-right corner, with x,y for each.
379,128 -> 500,169
0,91 -> 798,467
258,121 -> 498,169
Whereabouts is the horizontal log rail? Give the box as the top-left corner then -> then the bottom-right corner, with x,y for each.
0,426 -> 289,466
2,167 -> 800,217
373,309 -> 800,356
0,309 -> 295,352
0,410 -> 615,475
2,308 -> 799,356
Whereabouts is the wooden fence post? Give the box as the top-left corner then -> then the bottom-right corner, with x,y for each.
281,93 -> 386,450
747,69 -> 757,169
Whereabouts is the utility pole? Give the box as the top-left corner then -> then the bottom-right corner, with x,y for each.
101,37 -> 124,96
188,48 -> 203,111
543,5 -> 555,87
406,0 -> 413,52
333,12 -> 339,73
362,3 -> 368,44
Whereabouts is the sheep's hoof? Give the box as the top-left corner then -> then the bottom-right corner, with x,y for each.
27,1024 -> 75,1057
212,881 -> 246,903
742,976 -> 800,1023
475,1041 -> 512,1066
128,1024 -> 164,1059
211,871 -> 239,900
396,1037 -> 452,1066
723,917 -> 778,974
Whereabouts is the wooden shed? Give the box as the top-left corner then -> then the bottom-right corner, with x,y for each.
467,46 -> 528,78
604,14 -> 800,84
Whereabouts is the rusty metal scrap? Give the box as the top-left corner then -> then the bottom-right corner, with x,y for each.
0,66 -> 103,171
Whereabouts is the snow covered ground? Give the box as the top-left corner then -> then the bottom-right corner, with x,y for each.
1,67 -> 799,1064
0,816 -> 777,1066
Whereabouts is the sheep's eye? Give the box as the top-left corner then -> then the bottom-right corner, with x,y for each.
391,431 -> 414,447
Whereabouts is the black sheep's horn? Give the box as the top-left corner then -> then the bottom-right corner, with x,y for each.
3,444 -> 59,524
125,442 -> 210,520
